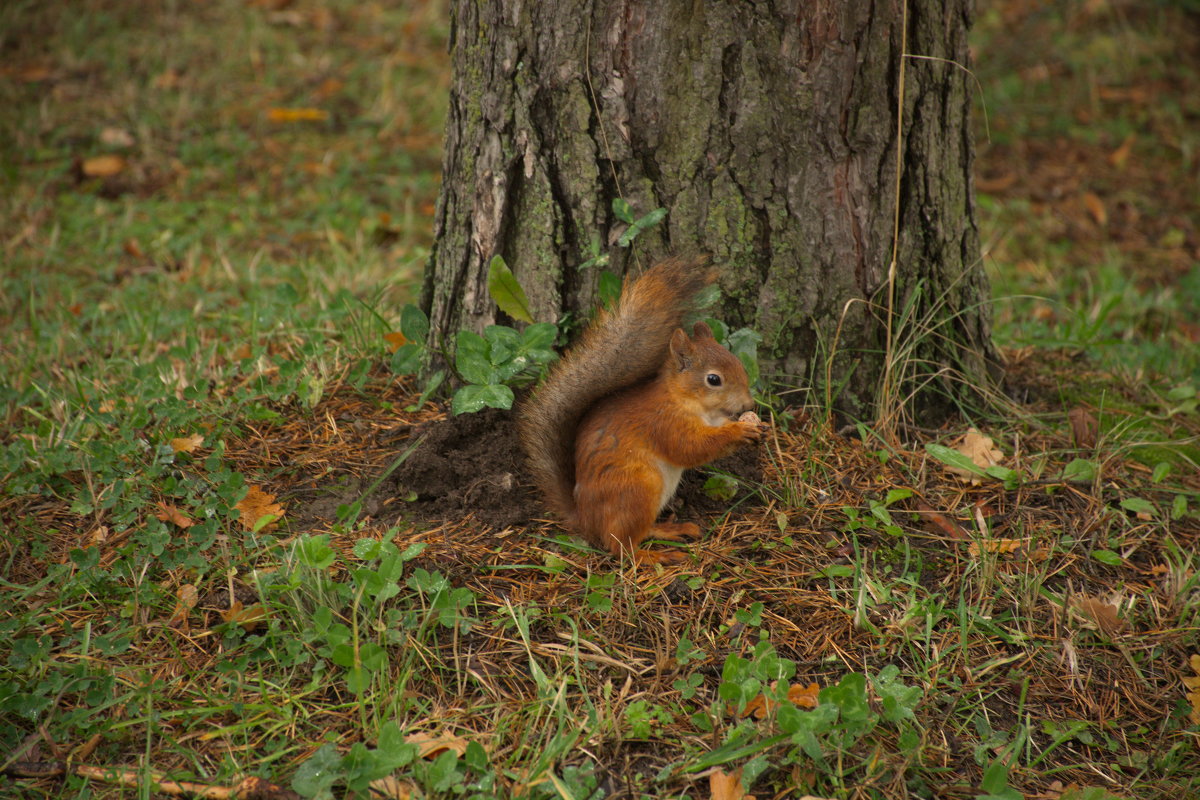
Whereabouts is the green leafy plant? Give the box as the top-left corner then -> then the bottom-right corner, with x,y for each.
624,699 -> 675,739
678,640 -> 922,795
292,722 -> 495,799
583,573 -> 616,613
390,256 -> 558,415
451,320 -> 558,414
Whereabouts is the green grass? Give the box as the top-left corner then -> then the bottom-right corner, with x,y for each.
2,1 -> 1199,799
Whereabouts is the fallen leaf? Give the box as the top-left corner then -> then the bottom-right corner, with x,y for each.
170,434 -> 204,454
168,584 -> 198,629
384,331 -> 407,353
967,538 -> 1024,557
1070,594 -> 1127,636
123,238 -> 145,258
737,682 -> 820,719
236,486 -> 284,532
220,600 -> 267,631
1029,547 -> 1052,562
1184,654 -> 1200,726
99,127 -> 135,148
1108,134 -> 1135,169
710,768 -> 747,800
947,428 -> 1004,485
300,160 -> 334,176
313,77 -> 344,100
1025,304 -> 1055,326
915,503 -> 969,539
266,107 -> 329,123
155,501 -> 195,529
787,682 -> 820,709
1082,192 -> 1107,226
17,65 -> 53,83
81,155 -> 127,178
152,69 -> 182,89
975,173 -> 1018,194
1068,407 -> 1098,449
369,775 -> 416,800
406,730 -> 470,758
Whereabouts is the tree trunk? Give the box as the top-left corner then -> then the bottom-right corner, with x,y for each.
423,0 -> 999,421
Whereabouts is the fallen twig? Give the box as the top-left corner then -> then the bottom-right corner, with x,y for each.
1,761 -> 301,800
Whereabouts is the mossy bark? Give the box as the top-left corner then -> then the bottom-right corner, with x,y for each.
424,0 -> 999,420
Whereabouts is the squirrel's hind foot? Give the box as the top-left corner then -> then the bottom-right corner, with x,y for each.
633,547 -> 690,566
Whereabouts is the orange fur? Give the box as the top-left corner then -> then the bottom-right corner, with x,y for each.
519,257 -> 763,563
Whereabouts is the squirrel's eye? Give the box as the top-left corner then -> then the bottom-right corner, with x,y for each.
706,373 -> 722,387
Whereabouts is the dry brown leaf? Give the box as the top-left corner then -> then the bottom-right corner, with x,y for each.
220,601 -> 267,632
122,237 -> 145,258
369,775 -> 416,800
17,65 -> 53,83
88,526 -> 109,546
170,433 -> 204,454
740,693 -> 771,719
236,486 -> 284,532
1184,654 -> 1200,726
1070,594 -> 1127,636
152,69 -> 181,89
710,768 -> 748,800
1082,192 -> 1107,226
155,501 -> 195,529
99,127 -> 135,148
267,107 -> 329,123
1032,303 -> 1056,322
787,682 -> 820,709
915,503 -> 969,539
975,173 -> 1018,193
313,77 -> 345,100
1068,407 -> 1099,449
947,428 -> 1004,485
406,730 -> 470,759
168,584 -> 198,629
736,682 -> 820,719
1108,134 -> 1135,169
1029,781 -> 1066,800
81,155 -> 127,178
384,331 -> 407,353
968,538 -> 1024,557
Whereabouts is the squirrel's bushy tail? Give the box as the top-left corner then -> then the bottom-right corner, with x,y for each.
518,255 -> 715,524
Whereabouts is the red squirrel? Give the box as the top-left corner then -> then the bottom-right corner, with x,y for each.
518,255 -> 764,564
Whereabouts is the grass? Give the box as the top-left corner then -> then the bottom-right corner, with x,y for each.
2,1 -> 1199,799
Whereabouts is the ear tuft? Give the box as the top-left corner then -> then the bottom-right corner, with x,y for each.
669,328 -> 693,370
692,321 -> 714,340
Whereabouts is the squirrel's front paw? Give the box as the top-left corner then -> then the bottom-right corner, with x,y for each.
736,411 -> 766,443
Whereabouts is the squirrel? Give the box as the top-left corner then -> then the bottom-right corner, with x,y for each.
517,255 -> 764,565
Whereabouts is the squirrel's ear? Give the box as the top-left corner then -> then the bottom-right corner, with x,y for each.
669,327 -> 694,370
692,321 -> 715,340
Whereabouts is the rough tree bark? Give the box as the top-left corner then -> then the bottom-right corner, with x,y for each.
422,0 -> 999,420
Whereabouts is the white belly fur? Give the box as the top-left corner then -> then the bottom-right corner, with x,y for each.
656,460 -> 685,513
